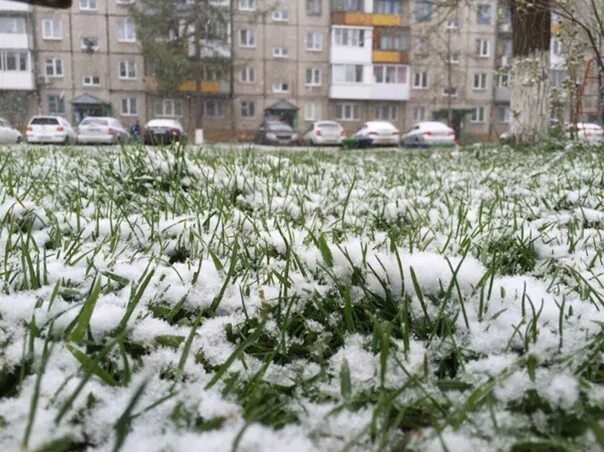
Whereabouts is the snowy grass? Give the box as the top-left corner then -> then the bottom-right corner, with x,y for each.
0,142 -> 603,451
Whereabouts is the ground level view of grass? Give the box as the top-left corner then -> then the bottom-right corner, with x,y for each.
0,143 -> 603,451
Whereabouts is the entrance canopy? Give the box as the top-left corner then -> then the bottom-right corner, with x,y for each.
265,99 -> 299,128
71,93 -> 112,124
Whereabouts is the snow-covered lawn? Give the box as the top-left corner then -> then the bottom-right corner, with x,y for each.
0,144 -> 603,451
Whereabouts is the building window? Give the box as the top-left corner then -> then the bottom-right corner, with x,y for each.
79,0 -> 97,10
375,0 -> 401,14
154,99 -> 182,117
204,99 -> 224,117
80,36 -> 99,51
306,32 -> 322,51
121,97 -> 137,116
332,0 -> 363,12
476,4 -> 492,25
374,65 -> 407,83
304,102 -> 321,120
475,38 -> 490,57
333,28 -> 365,47
241,101 -> 255,117
272,10 -> 288,21
239,29 -> 255,47
473,72 -> 488,90
201,67 -> 223,81
0,51 -> 28,71
48,95 -> 65,114
83,75 -> 101,86
332,64 -> 364,83
496,73 -> 509,88
446,14 -> 459,29
0,17 -> 26,34
240,66 -> 255,83
379,29 -> 410,51
471,106 -> 486,123
449,52 -> 460,64
551,69 -> 567,88
413,106 -> 426,121
272,81 -> 289,93
498,106 -> 510,123
306,0 -> 321,15
238,0 -> 256,11
45,58 -> 63,77
119,60 -> 136,79
415,0 -> 432,22
374,104 -> 397,120
272,47 -> 289,58
117,0 -> 135,4
336,103 -> 361,121
42,18 -> 61,40
442,87 -> 457,97
413,71 -> 428,89
117,19 -> 136,42
305,68 -> 321,86
552,38 -> 563,56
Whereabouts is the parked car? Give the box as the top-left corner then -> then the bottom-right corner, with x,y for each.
353,121 -> 400,147
303,121 -> 344,146
143,119 -> 186,145
26,116 -> 76,145
0,118 -> 22,144
567,122 -> 604,143
76,117 -> 129,145
255,121 -> 299,146
401,121 -> 455,147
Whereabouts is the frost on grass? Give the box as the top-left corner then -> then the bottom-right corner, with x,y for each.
0,144 -> 603,451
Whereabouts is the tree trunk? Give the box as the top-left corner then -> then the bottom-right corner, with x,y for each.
509,0 -> 552,143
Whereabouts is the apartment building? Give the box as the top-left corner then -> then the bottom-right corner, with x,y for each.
406,0 -> 509,141
327,0 -> 411,134
34,0 -> 145,128
0,0 -> 36,129
0,0 -> 589,141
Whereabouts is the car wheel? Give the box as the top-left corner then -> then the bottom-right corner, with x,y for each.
16,136 -> 22,144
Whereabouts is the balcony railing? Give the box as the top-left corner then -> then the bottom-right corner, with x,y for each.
331,11 -> 401,26
372,50 -> 409,64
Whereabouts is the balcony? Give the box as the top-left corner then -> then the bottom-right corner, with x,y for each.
330,11 -> 400,26
497,22 -> 512,34
330,81 -> 409,100
0,0 -> 31,12
495,87 -> 510,103
176,80 -> 230,94
0,71 -> 34,90
0,32 -> 29,49
372,50 -> 409,64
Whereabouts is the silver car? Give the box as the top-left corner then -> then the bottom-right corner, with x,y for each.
0,118 -> 22,144
76,117 -> 129,145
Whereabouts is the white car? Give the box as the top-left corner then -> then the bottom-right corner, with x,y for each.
76,117 -> 129,145
0,117 -> 22,144
354,121 -> 400,147
26,116 -> 76,145
567,123 -> 603,143
303,121 -> 344,146
143,119 -> 186,145
402,122 -> 456,147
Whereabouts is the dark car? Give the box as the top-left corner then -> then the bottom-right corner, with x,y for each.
143,119 -> 186,145
254,121 -> 299,146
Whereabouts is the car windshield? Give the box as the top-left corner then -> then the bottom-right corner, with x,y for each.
81,118 -> 109,126
267,123 -> 292,132
318,123 -> 339,129
31,118 -> 59,125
